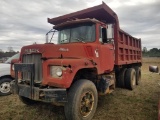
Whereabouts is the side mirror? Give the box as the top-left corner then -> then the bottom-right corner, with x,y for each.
149,65 -> 159,73
107,24 -> 114,40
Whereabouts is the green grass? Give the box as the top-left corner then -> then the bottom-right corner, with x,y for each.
0,57 -> 160,120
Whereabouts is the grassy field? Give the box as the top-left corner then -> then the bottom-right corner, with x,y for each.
0,58 -> 160,120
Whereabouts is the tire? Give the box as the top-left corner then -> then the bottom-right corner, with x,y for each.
134,67 -> 141,85
125,68 -> 136,90
19,96 -> 37,105
117,68 -> 127,88
0,77 -> 12,96
64,80 -> 98,120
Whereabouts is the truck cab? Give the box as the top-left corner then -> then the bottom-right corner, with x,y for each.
11,18 -> 116,120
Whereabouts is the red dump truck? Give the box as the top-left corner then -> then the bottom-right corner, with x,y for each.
11,2 -> 142,120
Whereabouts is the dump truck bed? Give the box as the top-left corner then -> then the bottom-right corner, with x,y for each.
48,2 -> 142,66
116,29 -> 141,65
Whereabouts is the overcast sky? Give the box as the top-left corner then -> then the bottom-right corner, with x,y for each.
0,0 -> 160,52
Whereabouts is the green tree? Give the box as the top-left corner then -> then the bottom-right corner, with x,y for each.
149,48 -> 160,57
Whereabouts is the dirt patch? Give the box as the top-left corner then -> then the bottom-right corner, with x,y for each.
0,57 -> 160,120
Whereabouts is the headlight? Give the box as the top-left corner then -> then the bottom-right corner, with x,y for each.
50,66 -> 63,77
56,67 -> 62,77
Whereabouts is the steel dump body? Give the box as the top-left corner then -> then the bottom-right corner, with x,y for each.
48,2 -> 142,66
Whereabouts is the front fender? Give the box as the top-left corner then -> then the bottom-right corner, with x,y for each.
42,58 -> 96,88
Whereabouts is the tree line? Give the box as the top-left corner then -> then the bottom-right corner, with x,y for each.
142,47 -> 160,57
0,51 -> 19,59
0,47 -> 19,59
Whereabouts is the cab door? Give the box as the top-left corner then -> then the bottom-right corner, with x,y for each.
98,25 -> 115,73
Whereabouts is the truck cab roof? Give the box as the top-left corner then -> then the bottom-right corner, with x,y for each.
53,18 -> 103,30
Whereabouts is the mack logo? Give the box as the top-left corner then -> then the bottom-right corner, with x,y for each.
25,49 -> 39,53
59,48 -> 69,52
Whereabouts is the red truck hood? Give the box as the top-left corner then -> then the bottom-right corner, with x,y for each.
20,43 -> 96,59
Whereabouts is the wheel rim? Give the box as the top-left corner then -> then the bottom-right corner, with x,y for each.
80,91 -> 94,117
0,82 -> 11,93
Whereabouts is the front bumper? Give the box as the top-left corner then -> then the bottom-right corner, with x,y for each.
11,63 -> 67,103
11,81 -> 67,103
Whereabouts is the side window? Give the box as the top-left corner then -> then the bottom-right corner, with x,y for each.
102,28 -> 107,43
99,24 -> 114,44
99,27 -> 108,43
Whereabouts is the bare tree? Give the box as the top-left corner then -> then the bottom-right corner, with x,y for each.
8,46 -> 15,52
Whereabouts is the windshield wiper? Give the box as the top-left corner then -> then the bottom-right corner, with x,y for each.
46,29 -> 57,43
74,37 -> 85,43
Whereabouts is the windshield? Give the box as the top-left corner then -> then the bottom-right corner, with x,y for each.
5,53 -> 20,64
58,23 -> 95,44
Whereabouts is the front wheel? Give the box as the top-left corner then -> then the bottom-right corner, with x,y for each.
64,80 -> 98,120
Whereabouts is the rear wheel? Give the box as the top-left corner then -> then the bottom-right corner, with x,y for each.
19,96 -> 37,105
125,68 -> 136,90
117,68 -> 127,88
64,80 -> 98,120
134,67 -> 141,85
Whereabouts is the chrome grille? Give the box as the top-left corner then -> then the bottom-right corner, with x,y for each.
22,54 -> 42,83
